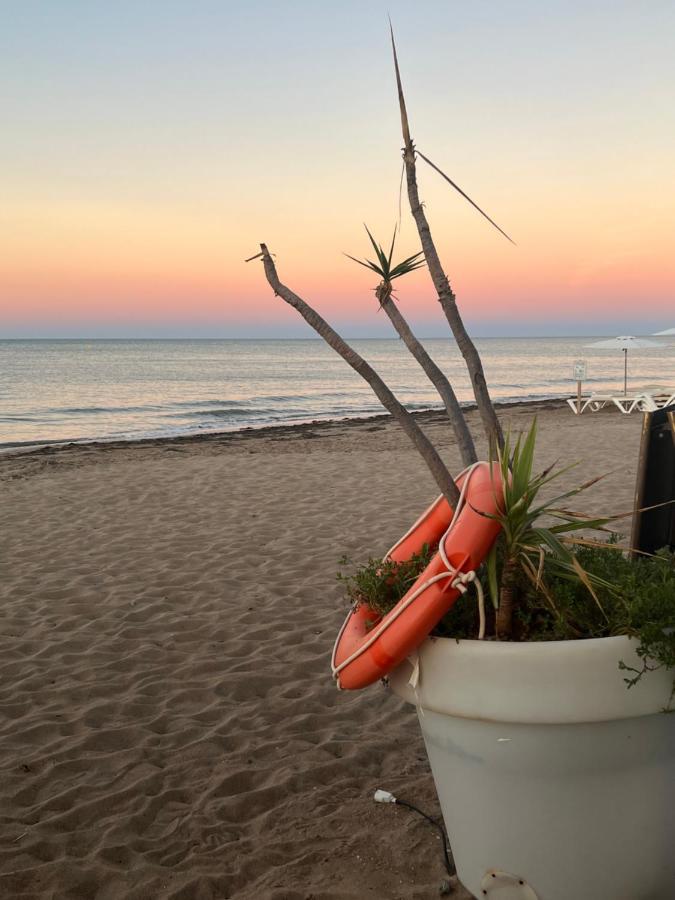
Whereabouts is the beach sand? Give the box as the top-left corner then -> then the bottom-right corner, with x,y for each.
0,402 -> 644,899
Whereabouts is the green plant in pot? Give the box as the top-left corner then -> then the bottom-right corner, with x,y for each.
339,420 -> 675,900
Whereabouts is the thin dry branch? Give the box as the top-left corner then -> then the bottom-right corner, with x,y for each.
256,243 -> 461,507
378,292 -> 477,466
346,226 -> 477,466
390,25 -> 505,453
415,150 -> 516,246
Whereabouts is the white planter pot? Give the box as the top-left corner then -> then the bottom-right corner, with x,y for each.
389,635 -> 674,900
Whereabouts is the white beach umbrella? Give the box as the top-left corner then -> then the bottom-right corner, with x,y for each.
585,335 -> 661,396
653,327 -> 675,335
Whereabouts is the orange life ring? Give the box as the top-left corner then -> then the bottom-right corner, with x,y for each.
331,462 -> 503,690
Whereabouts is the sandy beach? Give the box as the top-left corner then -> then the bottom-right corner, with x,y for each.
0,402 -> 645,899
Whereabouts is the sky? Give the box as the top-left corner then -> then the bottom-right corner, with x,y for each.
1,0 -> 674,338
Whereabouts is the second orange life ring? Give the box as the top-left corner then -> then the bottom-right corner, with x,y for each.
331,462 -> 503,690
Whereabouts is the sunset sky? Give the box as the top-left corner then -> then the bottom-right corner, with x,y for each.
2,1 -> 674,338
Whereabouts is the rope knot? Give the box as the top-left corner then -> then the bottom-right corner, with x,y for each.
451,568 -> 475,595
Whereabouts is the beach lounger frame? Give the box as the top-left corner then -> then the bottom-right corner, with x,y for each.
566,395 -> 612,414
568,389 -> 675,415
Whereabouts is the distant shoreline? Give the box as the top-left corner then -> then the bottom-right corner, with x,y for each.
0,396 -> 568,459
6,337 -> 668,450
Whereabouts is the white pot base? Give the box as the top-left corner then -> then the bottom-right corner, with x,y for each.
480,870 -> 538,899
390,636 -> 675,900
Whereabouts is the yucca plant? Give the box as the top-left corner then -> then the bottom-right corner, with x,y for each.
485,419 -> 619,638
345,225 -> 425,306
346,226 -> 478,467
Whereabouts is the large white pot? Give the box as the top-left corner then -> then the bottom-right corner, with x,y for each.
389,635 -> 674,900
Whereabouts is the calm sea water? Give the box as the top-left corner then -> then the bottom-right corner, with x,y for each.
1,338 -> 673,448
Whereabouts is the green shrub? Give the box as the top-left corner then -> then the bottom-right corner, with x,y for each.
338,541 -> 675,698
337,544 -> 435,619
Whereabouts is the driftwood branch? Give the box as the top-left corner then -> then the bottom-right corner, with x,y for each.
258,244 -> 461,507
390,26 -> 505,453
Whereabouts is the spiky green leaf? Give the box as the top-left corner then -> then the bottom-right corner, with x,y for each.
364,224 -> 388,272
343,253 -> 383,276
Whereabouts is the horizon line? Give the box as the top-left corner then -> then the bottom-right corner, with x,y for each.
1,332 -> 669,342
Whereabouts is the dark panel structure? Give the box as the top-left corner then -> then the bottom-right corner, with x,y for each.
631,404 -> 675,555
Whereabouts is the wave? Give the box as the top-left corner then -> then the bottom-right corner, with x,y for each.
176,407 -> 285,419
57,405 -> 160,415
0,414 -> 41,423
168,398 -> 250,409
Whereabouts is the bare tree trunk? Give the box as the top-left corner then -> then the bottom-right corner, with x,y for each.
390,32 -> 504,453
257,244 -> 460,507
376,286 -> 477,466
496,555 -> 518,639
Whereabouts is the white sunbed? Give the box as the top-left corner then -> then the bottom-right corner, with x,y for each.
568,388 -> 675,415
632,386 -> 675,410
611,394 -> 657,414
566,394 -> 613,414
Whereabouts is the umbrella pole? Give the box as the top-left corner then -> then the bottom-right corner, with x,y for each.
624,348 -> 628,396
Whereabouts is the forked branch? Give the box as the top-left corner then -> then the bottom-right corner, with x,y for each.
256,243 -> 461,507
346,226 -> 477,466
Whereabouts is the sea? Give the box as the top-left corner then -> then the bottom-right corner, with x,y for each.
1,338 -> 673,449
